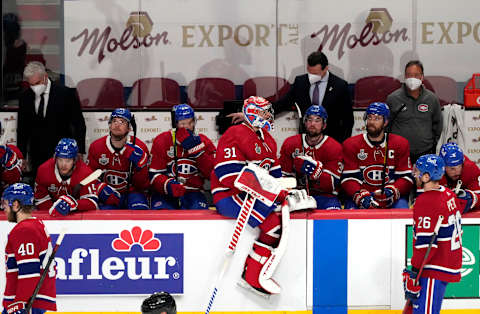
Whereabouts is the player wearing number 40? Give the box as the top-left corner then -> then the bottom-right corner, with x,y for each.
2,183 -> 56,314
402,154 -> 466,314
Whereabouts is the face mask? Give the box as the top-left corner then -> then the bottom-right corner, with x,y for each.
405,77 -> 422,91
308,73 -> 323,84
31,83 -> 47,96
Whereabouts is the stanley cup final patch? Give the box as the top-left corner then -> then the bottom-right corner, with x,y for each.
417,104 -> 429,112
357,149 -> 367,160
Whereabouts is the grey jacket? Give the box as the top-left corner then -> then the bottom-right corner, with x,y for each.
386,85 -> 443,155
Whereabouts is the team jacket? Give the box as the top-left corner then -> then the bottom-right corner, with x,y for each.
280,134 -> 343,197
412,186 -> 463,282
149,130 -> 216,194
341,133 -> 413,196
87,135 -> 149,193
35,158 -> 99,211
211,123 -> 282,204
439,155 -> 480,211
3,217 -> 56,311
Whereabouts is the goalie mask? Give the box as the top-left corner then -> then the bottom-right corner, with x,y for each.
243,96 -> 274,132
141,292 -> 176,314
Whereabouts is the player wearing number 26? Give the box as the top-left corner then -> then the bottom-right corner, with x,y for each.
403,154 -> 465,314
2,183 -> 56,314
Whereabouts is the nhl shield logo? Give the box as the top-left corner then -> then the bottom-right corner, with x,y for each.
357,149 -> 367,160
99,154 -> 109,166
255,143 -> 261,154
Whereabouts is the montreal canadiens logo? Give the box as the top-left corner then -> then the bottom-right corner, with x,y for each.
363,165 -> 389,186
417,104 -> 429,112
112,226 -> 161,252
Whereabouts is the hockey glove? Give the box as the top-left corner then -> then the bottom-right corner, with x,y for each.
0,145 -> 17,170
97,183 -> 121,206
126,143 -> 147,169
49,195 -> 78,216
293,155 -> 323,180
166,178 -> 186,198
457,189 -> 478,213
175,127 -> 205,158
6,301 -> 27,314
374,185 -> 400,208
402,268 -> 421,301
353,189 -> 379,209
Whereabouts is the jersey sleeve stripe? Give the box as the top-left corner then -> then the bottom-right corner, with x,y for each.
6,256 -> 17,269
214,162 -> 245,180
37,294 -> 56,302
211,187 -> 229,195
35,195 -> 51,205
414,235 -> 438,247
18,273 -> 41,279
424,264 -> 461,274
324,169 -> 340,180
341,177 -> 363,185
17,258 -> 40,264
18,261 -> 41,276
269,166 -> 282,178
6,268 -> 18,273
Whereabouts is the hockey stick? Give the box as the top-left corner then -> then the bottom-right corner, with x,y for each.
402,215 -> 444,314
171,107 -> 178,181
25,228 -> 67,312
124,114 -> 137,208
205,195 -> 255,314
294,102 -> 310,195
72,169 -> 103,198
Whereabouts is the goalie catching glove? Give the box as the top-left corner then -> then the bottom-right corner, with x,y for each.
175,127 -> 205,158
293,155 -> 323,180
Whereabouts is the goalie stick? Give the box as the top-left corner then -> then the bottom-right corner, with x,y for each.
72,169 -> 102,198
402,215 -> 444,314
25,228 -> 67,312
204,164 -> 289,314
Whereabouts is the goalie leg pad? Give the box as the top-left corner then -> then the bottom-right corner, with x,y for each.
258,212 -> 281,247
241,242 -> 281,295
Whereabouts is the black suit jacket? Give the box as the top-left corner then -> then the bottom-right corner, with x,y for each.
17,82 -> 86,171
273,72 -> 353,143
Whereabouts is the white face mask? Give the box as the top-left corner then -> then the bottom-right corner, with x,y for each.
31,83 -> 47,96
405,77 -> 422,91
308,73 -> 323,84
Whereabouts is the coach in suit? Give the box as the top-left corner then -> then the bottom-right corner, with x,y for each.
273,51 -> 353,143
17,61 -> 86,177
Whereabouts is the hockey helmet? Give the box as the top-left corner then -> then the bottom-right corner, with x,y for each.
173,104 -> 195,123
365,102 -> 390,121
439,142 -> 464,167
141,292 -> 176,314
109,108 -> 132,124
243,96 -> 274,132
414,154 -> 445,181
2,183 -> 34,206
304,105 -> 328,123
55,138 -> 78,159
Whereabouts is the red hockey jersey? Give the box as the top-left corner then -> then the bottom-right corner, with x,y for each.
211,123 -> 282,204
3,217 -> 56,311
87,135 -> 149,193
341,133 -> 413,196
149,130 -> 215,194
412,186 -> 463,282
280,134 -> 343,197
439,155 -> 480,211
35,158 -> 98,211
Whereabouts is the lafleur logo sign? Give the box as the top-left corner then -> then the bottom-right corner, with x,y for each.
311,8 -> 408,59
52,226 -> 183,295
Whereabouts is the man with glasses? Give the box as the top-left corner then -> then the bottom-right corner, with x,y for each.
279,105 -> 343,209
87,108 -> 150,209
341,102 -> 413,209
386,60 -> 443,163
